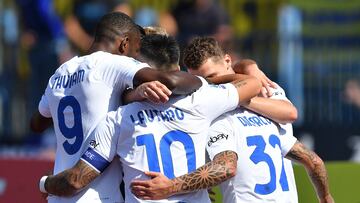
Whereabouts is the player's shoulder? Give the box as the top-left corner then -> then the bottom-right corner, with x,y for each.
212,107 -> 245,123
90,51 -> 148,73
54,56 -> 80,73
194,77 -> 235,94
278,122 -> 293,136
44,56 -> 77,86
211,113 -> 232,126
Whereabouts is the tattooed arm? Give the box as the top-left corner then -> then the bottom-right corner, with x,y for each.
42,160 -> 99,196
130,150 -> 238,200
286,141 -> 334,203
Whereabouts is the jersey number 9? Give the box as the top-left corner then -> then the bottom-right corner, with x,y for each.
57,96 -> 84,155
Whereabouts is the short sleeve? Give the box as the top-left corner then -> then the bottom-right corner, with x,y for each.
194,82 -> 239,121
278,123 -> 297,156
38,95 -> 51,118
206,115 -> 237,160
80,111 -> 120,173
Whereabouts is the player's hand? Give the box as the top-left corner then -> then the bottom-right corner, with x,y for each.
135,81 -> 172,103
130,171 -> 174,200
233,60 -> 277,97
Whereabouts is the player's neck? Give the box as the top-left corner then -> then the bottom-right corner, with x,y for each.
87,42 -> 116,55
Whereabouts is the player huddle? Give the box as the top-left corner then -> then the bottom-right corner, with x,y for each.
32,12 -> 334,203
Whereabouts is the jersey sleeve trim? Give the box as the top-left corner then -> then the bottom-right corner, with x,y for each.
281,137 -> 298,156
80,147 -> 111,173
38,95 -> 52,118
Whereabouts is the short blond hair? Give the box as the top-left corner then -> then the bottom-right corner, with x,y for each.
143,26 -> 168,36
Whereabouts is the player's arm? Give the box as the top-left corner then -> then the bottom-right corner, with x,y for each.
30,110 -> 53,133
230,75 -> 262,105
285,141 -> 334,203
233,59 -> 276,96
207,73 -> 264,106
39,111 -> 117,197
122,81 -> 172,104
131,150 -> 237,200
133,68 -> 202,95
233,59 -> 298,123
206,73 -> 251,84
30,95 -> 53,133
244,97 -> 298,123
40,160 -> 100,196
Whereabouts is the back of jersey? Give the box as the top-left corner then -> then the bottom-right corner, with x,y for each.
213,109 -> 297,203
115,81 -> 239,203
39,51 -> 147,203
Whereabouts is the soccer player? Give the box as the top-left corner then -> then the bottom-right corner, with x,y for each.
130,37 -> 334,203
184,37 -> 333,202
37,34 -> 262,203
32,12 -> 205,203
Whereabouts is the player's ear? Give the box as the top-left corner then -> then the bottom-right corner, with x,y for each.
224,54 -> 232,69
118,35 -> 130,54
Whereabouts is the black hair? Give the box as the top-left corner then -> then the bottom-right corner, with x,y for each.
140,34 -> 180,71
94,12 -> 139,42
136,24 -> 146,39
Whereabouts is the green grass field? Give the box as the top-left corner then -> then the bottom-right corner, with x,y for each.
211,162 -> 360,203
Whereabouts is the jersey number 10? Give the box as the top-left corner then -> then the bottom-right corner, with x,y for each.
136,130 -> 196,179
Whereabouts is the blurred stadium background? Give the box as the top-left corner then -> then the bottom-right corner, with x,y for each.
0,0 -> 359,202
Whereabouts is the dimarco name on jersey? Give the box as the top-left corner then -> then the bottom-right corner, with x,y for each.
237,114 -> 272,127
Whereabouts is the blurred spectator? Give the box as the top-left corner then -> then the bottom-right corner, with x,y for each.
341,78 -> 360,124
344,78 -> 360,108
170,0 -> 238,68
63,0 -> 132,53
134,6 -> 177,36
348,135 -> 360,162
1,0 -> 18,137
172,0 -> 231,46
16,0 -> 70,126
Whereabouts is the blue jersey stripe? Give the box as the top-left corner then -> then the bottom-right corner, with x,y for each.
81,147 -> 110,173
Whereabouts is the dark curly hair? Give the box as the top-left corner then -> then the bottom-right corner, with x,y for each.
94,12 -> 139,43
183,37 -> 224,70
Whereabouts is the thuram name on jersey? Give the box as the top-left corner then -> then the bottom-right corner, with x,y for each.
130,107 -> 185,125
52,69 -> 85,89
